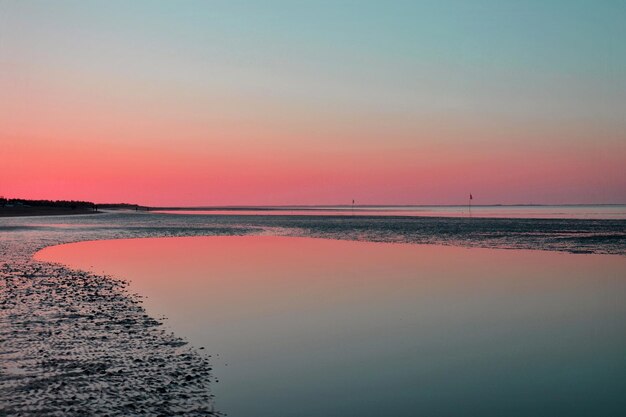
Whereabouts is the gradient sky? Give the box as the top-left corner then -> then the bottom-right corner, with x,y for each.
1,0 -> 625,205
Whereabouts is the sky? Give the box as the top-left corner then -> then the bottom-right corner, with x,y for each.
1,0 -> 625,206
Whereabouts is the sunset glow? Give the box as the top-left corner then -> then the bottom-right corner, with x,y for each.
2,1 -> 625,205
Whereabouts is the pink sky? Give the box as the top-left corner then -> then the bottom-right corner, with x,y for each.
1,1 -> 625,206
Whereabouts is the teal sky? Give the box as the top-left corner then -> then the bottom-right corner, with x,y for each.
1,1 -> 625,204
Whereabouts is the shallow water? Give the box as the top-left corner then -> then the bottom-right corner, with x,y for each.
154,204 -> 626,219
36,236 -> 626,416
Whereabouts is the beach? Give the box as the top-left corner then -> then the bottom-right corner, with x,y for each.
1,211 -> 626,415
0,215 -> 246,415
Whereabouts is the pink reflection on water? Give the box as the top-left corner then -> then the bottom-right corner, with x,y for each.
35,236 -> 626,331
34,236 -> 626,417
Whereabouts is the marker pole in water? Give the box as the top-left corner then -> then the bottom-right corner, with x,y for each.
469,193 -> 473,217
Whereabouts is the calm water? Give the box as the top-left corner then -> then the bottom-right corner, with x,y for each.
153,205 -> 626,219
36,236 -> 626,416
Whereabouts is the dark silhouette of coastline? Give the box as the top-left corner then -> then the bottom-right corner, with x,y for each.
0,199 -> 157,217
97,203 -> 150,211
0,198 -> 98,217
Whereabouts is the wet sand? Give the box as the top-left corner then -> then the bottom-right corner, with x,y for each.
0,220 -> 249,416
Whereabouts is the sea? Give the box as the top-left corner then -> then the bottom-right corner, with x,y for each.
154,204 -> 626,219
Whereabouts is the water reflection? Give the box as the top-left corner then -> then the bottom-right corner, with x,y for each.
36,236 -> 626,417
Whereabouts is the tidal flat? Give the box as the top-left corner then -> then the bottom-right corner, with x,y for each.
1,211 -> 626,415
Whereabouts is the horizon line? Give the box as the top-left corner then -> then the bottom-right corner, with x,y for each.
142,203 -> 626,210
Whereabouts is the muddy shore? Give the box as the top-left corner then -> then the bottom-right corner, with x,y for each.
0,218 -> 250,416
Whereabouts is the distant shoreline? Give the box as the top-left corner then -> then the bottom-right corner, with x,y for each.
2,203 -> 624,217
152,203 -> 626,211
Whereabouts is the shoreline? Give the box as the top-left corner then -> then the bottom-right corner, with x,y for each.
0,222 -> 248,415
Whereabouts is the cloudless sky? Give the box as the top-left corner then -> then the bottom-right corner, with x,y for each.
1,0 -> 625,205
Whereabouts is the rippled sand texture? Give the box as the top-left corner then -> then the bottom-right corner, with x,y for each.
1,211 -> 625,415
1,263 -> 215,415
0,223 -> 249,416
